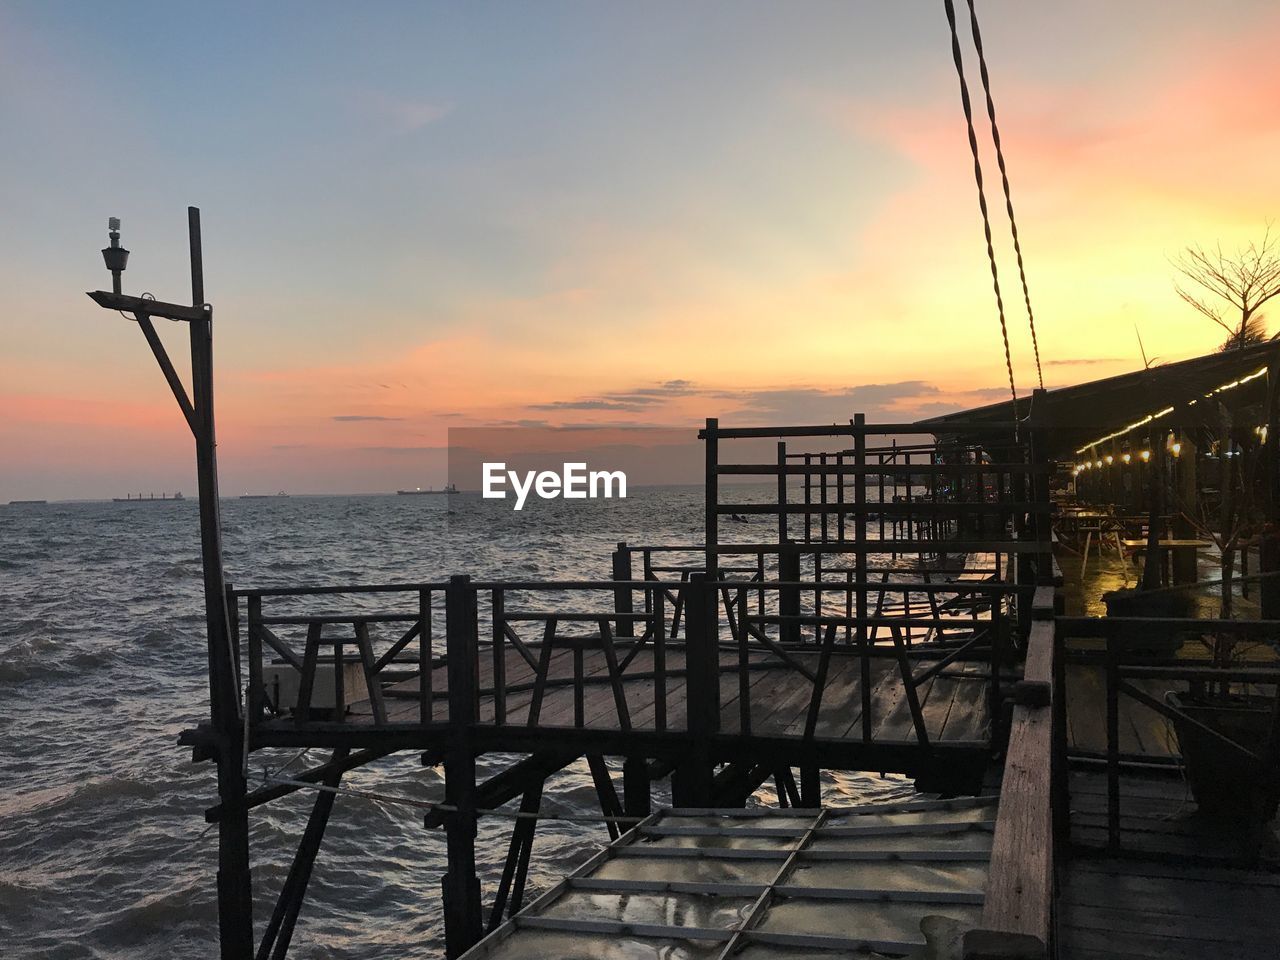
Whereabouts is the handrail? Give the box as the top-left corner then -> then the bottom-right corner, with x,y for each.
1058,613 -> 1280,852
979,585 -> 1057,956
699,421 -> 1024,438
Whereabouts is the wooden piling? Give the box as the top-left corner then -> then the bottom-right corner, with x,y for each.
442,575 -> 482,958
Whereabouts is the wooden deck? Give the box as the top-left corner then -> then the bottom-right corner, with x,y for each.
1058,770 -> 1280,959
1063,663 -> 1178,759
352,645 -> 992,743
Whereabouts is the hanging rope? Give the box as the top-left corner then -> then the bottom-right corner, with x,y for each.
964,0 -> 1044,389
943,0 -> 1017,404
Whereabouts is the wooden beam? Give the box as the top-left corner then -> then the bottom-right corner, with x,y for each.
980,615 -> 1053,951
87,288 -> 209,322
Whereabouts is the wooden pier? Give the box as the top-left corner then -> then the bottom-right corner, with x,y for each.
165,414 -> 1064,960
86,214 -> 1280,960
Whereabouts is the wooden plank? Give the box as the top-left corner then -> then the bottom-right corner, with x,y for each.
980,617 -> 1053,947
936,664 -> 990,742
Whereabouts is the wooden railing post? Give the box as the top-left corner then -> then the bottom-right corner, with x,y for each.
705,418 -> 719,580
419,588 -> 433,724
779,540 -> 801,646
1105,626 -> 1121,852
854,415 -> 872,743
673,572 -> 717,806
441,575 -> 482,958
247,594 -> 263,722
612,542 -> 634,639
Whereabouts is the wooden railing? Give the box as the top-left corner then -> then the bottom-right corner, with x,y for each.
615,541 -> 1010,649
229,571 -> 1022,755
1058,615 -> 1280,851
975,584 -> 1062,959
234,582 -> 447,726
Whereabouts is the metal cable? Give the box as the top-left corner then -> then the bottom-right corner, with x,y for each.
965,0 -> 1044,389
943,0 -> 1018,404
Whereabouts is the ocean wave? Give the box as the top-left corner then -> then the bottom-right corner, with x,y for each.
92,882 -> 216,947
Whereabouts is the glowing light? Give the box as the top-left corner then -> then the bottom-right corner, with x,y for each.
1104,454 -> 1114,465
1171,442 -> 1182,457
1076,406 -> 1176,454
1122,453 -> 1131,464
1095,460 -> 1103,468
1140,450 -> 1151,462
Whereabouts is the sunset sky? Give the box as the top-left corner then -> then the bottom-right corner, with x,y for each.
2,1 -> 1279,499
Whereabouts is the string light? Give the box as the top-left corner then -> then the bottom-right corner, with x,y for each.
1140,450 -> 1150,462
1073,364 -> 1268,455
1121,453 -> 1131,464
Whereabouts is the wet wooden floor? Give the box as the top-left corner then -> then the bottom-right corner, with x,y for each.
351,644 -> 992,743
1058,770 -> 1280,960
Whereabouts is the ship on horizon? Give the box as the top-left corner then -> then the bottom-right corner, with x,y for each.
112,492 -> 185,502
396,483 -> 458,496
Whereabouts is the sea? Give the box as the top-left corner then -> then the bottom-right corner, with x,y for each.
0,489 -> 915,959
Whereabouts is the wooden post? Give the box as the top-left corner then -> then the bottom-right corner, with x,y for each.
705,419 -> 719,579
1262,354 -> 1280,618
182,208 -> 253,960
673,573 -> 717,806
612,542 -> 634,639
1172,435 -> 1199,585
779,540 -> 801,646
1141,437 -> 1166,592
623,756 -> 651,820
775,439 -> 787,545
1217,402 -> 1237,616
1028,391 -> 1052,587
854,415 -> 871,743
247,595 -> 264,722
799,765 -> 820,808
419,588 -> 433,724
442,575 -> 482,958
1105,628 -> 1121,853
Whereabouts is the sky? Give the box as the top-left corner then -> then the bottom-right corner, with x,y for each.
2,1 -> 1279,499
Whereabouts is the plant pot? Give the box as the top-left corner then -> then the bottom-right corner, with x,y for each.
1165,692 -> 1278,823
1101,588 -> 1195,656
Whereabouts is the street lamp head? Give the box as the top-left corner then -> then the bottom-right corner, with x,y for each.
102,216 -> 129,294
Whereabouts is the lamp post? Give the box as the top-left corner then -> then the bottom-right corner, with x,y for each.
86,209 -> 253,960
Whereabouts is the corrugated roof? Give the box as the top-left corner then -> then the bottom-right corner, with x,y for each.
920,341 -> 1279,459
462,795 -> 999,960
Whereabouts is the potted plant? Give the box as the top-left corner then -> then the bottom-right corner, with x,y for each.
1165,682 -> 1277,823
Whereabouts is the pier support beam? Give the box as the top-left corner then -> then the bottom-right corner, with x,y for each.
442,576 -> 483,959
256,749 -> 348,960
488,783 -> 543,932
623,756 -> 651,820
673,574 -> 717,806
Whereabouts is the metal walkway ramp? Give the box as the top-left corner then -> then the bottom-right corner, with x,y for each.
462,795 -> 999,959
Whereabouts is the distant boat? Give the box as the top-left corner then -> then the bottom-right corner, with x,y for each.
397,484 -> 458,495
113,492 -> 185,502
240,491 -> 289,499
8,499 -> 47,505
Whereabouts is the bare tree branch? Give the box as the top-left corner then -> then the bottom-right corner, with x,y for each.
1171,223 -> 1280,351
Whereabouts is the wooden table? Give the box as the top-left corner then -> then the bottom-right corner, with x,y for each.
1119,539 -> 1214,587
